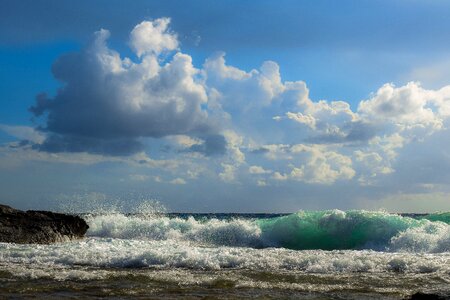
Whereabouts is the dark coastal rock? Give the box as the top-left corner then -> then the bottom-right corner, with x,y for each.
0,204 -> 89,244
408,292 -> 450,300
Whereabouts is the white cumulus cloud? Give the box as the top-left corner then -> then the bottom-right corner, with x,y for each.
130,18 -> 178,57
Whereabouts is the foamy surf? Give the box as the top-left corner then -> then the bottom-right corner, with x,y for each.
2,237 -> 450,272
2,210 -> 450,299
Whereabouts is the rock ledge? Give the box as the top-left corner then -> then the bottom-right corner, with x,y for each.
0,204 -> 89,244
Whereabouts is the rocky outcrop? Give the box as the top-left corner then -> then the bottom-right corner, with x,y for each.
408,292 -> 450,300
0,204 -> 89,244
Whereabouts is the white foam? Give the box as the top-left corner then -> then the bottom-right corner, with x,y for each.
389,221 -> 450,253
1,238 -> 450,276
86,214 -> 262,247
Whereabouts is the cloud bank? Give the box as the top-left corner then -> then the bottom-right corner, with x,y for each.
21,18 -> 450,189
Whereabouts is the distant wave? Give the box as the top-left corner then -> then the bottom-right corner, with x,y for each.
84,210 -> 450,252
420,211 -> 450,223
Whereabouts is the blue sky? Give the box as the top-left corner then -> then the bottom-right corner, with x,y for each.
2,0 -> 450,212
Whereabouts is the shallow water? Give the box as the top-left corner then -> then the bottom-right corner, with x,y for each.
2,210 -> 450,299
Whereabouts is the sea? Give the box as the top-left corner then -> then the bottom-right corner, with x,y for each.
2,209 -> 450,299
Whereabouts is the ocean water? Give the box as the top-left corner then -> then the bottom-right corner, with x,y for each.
2,210 -> 450,299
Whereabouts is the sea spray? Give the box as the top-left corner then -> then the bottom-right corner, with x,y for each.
57,192 -> 166,216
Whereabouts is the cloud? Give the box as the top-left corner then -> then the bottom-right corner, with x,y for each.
248,165 -> 272,175
287,144 -> 355,184
256,179 -> 267,186
218,163 -> 237,182
35,134 -> 144,156
30,19 -> 215,156
250,143 -> 355,184
278,95 -> 378,145
0,139 -> 186,170
170,177 -> 186,185
186,134 -> 227,156
284,112 -> 316,129
305,121 -> 378,144
129,174 -> 149,181
272,172 -> 288,181
203,53 -> 308,115
353,150 -> 394,186
358,82 -> 441,129
0,125 -> 45,144
222,130 -> 245,164
167,135 -> 202,148
166,133 -> 228,157
269,80 -> 450,187
129,18 -> 178,57
17,17 -> 450,193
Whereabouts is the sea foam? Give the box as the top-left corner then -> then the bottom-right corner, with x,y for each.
1,238 -> 450,274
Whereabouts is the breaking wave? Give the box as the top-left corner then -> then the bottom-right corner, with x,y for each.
84,210 -> 450,252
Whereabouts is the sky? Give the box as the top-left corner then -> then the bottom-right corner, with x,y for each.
2,0 -> 450,212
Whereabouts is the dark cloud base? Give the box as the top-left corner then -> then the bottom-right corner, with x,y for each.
33,134 -> 144,156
